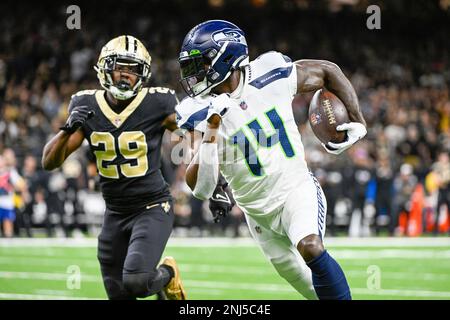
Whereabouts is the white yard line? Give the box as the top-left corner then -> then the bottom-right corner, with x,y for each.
1,259 -> 450,282
1,266 -> 449,283
167,280 -> 450,298
2,287 -> 449,299
180,265 -> 450,281
33,289 -> 77,296
345,270 -> 450,281
352,288 -> 450,298
0,237 -> 449,248
1,271 -> 449,298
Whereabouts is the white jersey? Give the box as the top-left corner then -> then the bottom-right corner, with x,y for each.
176,51 -> 311,218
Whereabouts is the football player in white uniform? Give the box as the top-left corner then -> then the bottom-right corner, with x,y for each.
176,20 -> 367,300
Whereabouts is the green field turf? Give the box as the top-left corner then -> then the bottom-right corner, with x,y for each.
0,237 -> 449,300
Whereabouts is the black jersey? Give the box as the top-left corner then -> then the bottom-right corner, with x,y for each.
68,87 -> 178,211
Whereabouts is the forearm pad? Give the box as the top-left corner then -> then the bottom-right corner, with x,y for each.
192,142 -> 219,200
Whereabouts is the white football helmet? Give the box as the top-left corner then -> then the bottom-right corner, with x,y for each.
94,35 -> 151,100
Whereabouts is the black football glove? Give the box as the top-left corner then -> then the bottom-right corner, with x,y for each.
60,106 -> 95,134
209,182 -> 235,223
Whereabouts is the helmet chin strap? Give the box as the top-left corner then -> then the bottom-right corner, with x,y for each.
193,81 -> 211,97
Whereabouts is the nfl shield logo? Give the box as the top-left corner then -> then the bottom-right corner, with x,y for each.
239,101 -> 248,110
114,118 -> 122,126
161,201 -> 171,213
310,112 -> 321,126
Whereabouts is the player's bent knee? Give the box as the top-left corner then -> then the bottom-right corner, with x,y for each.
271,255 -> 302,282
297,234 -> 324,263
122,272 -> 154,298
270,255 -> 317,300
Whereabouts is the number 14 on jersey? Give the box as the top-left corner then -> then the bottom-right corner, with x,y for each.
230,108 -> 295,177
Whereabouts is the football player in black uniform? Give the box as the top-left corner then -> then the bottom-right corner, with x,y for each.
42,35 -> 216,300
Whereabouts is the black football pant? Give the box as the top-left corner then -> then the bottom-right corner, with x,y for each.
97,201 -> 174,299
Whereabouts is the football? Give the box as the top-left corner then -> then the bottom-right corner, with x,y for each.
308,89 -> 350,144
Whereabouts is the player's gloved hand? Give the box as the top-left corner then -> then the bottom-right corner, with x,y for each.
206,93 -> 230,122
60,106 -> 95,134
209,182 -> 235,223
321,122 -> 367,155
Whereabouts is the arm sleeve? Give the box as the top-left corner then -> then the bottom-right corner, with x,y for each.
192,142 -> 219,200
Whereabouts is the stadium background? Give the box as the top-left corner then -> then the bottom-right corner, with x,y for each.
0,0 -> 449,299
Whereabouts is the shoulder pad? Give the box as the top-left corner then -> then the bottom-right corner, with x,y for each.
71,89 -> 98,100
175,97 -> 210,132
248,51 -> 294,89
253,51 -> 292,68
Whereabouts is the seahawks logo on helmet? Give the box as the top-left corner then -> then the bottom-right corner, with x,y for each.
212,29 -> 247,46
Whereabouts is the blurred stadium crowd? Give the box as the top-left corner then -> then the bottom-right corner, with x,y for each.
0,0 -> 449,238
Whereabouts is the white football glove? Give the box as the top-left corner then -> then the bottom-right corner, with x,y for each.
321,122 -> 367,155
206,93 -> 231,121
